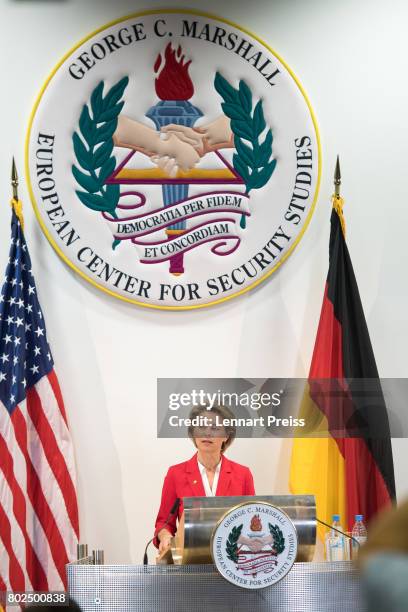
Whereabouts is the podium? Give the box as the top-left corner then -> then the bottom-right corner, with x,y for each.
66,495 -> 366,611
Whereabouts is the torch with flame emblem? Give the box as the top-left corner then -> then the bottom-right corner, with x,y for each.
250,515 -> 263,532
146,43 -> 203,275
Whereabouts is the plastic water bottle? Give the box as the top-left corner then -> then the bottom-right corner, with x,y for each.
351,514 -> 367,559
325,514 -> 346,561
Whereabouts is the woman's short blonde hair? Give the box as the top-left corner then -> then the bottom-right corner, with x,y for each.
188,404 -> 236,453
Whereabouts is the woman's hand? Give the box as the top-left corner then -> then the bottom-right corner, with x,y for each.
158,528 -> 173,554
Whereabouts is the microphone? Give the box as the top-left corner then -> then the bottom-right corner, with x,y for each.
143,498 -> 180,565
316,517 -> 361,552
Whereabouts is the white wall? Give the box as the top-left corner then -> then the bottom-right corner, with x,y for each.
0,0 -> 407,563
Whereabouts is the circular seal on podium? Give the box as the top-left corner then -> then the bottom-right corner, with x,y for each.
211,501 -> 298,589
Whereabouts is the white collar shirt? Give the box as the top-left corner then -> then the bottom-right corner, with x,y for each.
197,457 -> 222,496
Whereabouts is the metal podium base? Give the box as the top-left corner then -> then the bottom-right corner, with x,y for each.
67,561 -> 366,612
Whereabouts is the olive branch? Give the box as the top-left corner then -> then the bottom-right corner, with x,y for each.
226,524 -> 243,563
214,72 -> 276,229
72,77 -> 129,248
268,523 -> 285,555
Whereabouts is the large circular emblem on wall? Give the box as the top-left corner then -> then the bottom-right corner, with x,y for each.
211,502 -> 298,589
26,9 -> 321,310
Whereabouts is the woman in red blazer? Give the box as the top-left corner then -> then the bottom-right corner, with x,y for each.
154,404 -> 255,553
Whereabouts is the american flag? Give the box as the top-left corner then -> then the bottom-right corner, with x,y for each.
0,206 -> 79,595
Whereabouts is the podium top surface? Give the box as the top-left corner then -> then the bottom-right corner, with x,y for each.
176,494 -> 316,564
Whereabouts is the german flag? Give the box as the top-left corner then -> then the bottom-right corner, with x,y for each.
290,194 -> 396,539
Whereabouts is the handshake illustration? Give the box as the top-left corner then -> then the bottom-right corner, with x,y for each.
113,115 -> 233,177
238,533 -> 274,553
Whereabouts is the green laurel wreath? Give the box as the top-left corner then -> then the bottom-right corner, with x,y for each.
72,77 -> 129,248
268,523 -> 285,555
226,524 -> 243,563
214,72 -> 276,229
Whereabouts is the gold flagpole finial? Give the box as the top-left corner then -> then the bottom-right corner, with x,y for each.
10,158 -> 24,230
332,154 -> 345,236
11,157 -> 19,201
334,155 -> 341,198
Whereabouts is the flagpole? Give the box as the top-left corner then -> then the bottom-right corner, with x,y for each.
10,157 -> 24,230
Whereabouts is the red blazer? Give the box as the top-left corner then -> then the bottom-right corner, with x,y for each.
154,453 -> 255,547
